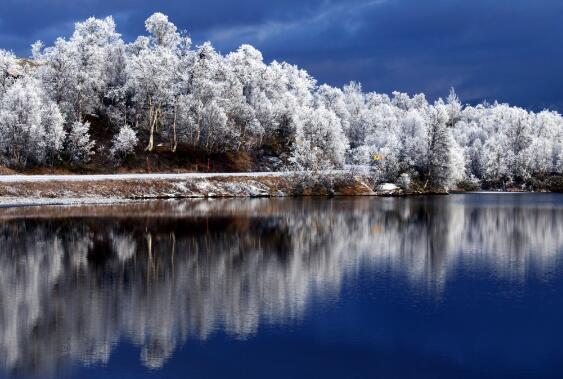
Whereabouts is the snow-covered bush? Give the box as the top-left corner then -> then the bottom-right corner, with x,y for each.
111,125 -> 138,160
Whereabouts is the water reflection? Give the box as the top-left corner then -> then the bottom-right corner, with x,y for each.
0,195 -> 561,377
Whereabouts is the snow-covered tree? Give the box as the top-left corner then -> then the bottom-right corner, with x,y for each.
123,13 -> 193,152
425,104 -> 452,188
343,82 -> 366,148
446,87 -> 462,129
0,76 -> 65,166
144,13 -> 182,50
65,121 -> 95,164
0,49 -> 17,97
448,138 -> 466,186
524,137 -> 553,178
42,102 -> 66,164
111,124 -> 138,160
33,16 -> 124,122
482,134 -> 512,185
290,106 -> 348,170
126,44 -> 179,151
397,109 -> 428,172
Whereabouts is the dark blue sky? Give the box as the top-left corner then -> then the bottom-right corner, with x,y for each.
1,0 -> 562,111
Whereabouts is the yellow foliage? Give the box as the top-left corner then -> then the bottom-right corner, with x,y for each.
372,154 -> 384,161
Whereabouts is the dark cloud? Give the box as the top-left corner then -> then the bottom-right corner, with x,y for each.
0,0 -> 562,111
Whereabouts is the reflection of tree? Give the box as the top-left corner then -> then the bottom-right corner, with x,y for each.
0,197 -> 561,377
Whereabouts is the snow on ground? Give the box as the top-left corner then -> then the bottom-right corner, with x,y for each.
0,172 -> 290,183
377,183 -> 399,191
0,169 -> 363,183
0,170 -> 373,208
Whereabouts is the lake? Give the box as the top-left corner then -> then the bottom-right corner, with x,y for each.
0,194 -> 562,378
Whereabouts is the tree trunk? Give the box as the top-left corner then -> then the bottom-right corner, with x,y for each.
171,102 -> 178,153
146,101 -> 160,152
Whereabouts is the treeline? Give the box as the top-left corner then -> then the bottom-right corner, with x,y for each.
0,13 -> 561,189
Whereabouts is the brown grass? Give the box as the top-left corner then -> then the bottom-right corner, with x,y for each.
0,166 -> 16,175
0,174 -> 376,201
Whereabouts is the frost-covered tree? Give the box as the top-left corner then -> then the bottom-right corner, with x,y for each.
0,49 -> 17,97
41,103 -> 67,164
144,13 -> 182,50
126,44 -> 179,151
449,138 -> 466,186
227,44 -> 266,105
111,124 -> 138,160
182,42 -> 244,152
343,82 -> 366,148
397,109 -> 428,172
425,103 -> 452,188
0,76 -> 65,166
446,87 -> 462,129
65,121 -> 95,164
525,138 -> 553,177
290,107 -> 348,170
124,13 -> 192,152
33,16 -> 124,122
200,100 -> 231,151
226,44 -> 267,148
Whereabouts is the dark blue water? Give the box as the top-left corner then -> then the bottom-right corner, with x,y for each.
0,194 -> 562,378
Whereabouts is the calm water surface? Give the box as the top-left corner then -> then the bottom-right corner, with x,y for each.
0,194 -> 562,378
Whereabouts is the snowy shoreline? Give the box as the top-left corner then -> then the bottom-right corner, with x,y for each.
0,172 -> 290,183
0,172 -> 379,207
1,173 -> 556,209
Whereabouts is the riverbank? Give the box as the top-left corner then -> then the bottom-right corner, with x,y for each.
0,172 -> 380,207
1,172 -> 558,208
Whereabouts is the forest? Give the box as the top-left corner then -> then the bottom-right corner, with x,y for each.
0,13 -> 561,190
